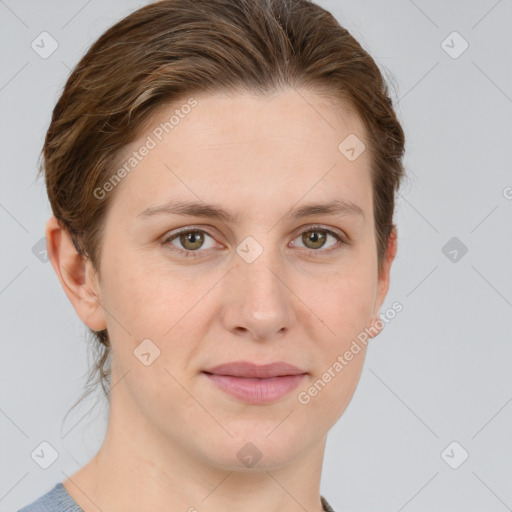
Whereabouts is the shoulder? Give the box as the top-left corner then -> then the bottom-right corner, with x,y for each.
321,495 -> 336,512
18,482 -> 84,512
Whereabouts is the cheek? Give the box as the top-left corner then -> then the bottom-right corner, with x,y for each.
100,257 -> 214,368
303,265 -> 377,341
296,342 -> 368,429
306,266 -> 376,415
299,283 -> 372,417
100,253 -> 181,324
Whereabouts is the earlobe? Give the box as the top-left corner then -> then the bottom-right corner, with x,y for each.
368,315 -> 384,338
45,216 -> 107,332
370,226 -> 398,337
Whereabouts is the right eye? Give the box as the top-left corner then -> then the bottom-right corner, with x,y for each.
162,228 -> 219,258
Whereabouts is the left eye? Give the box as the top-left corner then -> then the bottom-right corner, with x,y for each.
291,227 -> 343,252
162,226 -> 345,258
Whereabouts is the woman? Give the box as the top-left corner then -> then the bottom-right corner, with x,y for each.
19,0 -> 405,510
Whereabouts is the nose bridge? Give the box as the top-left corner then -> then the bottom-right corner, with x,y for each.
223,238 -> 295,338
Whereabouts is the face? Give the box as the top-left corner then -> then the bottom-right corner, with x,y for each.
68,88 -> 395,470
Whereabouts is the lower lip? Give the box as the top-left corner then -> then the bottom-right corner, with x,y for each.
203,373 -> 307,405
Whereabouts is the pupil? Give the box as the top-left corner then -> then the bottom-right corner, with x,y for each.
305,230 -> 325,248
182,231 -> 203,249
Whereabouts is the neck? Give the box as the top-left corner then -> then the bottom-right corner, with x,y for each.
63,383 -> 328,512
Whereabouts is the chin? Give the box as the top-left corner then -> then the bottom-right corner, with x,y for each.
210,448 -> 302,473
201,427 -> 311,472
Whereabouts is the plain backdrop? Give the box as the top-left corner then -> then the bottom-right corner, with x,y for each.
1,1 -> 511,511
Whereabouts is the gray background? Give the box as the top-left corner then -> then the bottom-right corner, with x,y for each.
1,1 -> 511,511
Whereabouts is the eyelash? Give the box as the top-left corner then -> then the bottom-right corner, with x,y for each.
161,224 -> 349,259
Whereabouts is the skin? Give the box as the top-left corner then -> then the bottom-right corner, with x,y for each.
47,88 -> 397,512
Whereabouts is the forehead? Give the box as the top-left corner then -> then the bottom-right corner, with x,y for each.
107,88 -> 373,221
157,88 -> 365,148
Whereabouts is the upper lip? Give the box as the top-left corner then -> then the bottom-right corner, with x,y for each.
202,361 -> 307,378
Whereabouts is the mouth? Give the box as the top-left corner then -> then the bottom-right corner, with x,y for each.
201,361 -> 308,405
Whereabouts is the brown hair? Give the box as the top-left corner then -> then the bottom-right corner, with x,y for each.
41,0 -> 405,416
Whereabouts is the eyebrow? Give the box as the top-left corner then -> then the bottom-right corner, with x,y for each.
136,198 -> 365,223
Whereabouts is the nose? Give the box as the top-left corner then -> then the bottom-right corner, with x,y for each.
220,250 -> 296,342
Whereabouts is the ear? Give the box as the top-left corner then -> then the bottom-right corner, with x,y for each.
368,226 -> 398,338
45,215 -> 107,332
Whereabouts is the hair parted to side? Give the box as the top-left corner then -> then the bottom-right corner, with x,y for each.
41,0 -> 406,416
